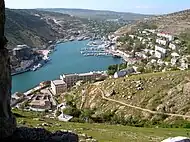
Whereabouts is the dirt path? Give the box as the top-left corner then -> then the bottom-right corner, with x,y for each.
97,87 -> 190,119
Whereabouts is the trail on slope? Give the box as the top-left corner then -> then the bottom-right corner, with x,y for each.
96,86 -> 190,119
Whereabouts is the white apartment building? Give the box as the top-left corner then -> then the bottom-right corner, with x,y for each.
169,43 -> 177,50
129,35 -> 135,39
155,45 -> 167,59
157,33 -> 174,41
155,45 -> 167,54
51,80 -> 67,95
156,39 -> 167,46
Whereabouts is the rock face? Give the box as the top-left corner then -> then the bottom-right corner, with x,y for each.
0,0 -> 16,138
3,127 -> 79,142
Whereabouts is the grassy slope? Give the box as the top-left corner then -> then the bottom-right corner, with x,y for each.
73,70 -> 190,122
13,109 -> 190,142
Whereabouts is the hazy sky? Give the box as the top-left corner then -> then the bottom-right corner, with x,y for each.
5,0 -> 190,14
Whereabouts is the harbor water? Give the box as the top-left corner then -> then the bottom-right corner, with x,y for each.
12,40 -> 122,93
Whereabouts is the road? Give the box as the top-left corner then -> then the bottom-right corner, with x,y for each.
97,87 -> 190,119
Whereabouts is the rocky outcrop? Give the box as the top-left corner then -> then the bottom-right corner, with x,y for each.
0,0 -> 16,138
3,127 -> 78,142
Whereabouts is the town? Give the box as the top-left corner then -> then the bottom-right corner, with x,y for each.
10,24 -> 190,124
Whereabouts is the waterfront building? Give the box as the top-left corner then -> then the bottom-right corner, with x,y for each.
13,45 -> 32,60
29,93 -> 51,112
60,71 -> 105,87
51,80 -> 67,95
20,60 -> 34,69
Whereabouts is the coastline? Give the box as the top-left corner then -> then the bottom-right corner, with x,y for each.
11,68 -> 30,76
12,39 -> 122,93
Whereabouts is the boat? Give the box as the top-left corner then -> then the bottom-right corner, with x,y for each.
113,54 -> 122,58
77,37 -> 84,41
31,66 -> 38,71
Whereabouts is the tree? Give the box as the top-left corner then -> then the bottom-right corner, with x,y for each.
117,35 -> 130,43
63,107 -> 81,117
80,109 -> 95,122
137,66 -> 145,73
107,64 -> 118,75
55,110 -> 61,117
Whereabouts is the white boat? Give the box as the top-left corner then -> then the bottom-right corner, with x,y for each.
31,66 -> 38,71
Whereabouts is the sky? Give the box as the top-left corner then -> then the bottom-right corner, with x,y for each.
5,0 -> 190,14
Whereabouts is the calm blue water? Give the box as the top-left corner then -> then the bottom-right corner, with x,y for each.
12,40 -> 122,93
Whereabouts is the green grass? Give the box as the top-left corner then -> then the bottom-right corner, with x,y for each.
13,109 -> 190,142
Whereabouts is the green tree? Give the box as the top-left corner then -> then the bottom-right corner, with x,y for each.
107,64 -> 118,75
63,106 -> 81,117
80,109 -> 95,122
55,110 -> 61,117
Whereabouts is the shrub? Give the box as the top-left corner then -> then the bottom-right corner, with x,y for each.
63,107 -> 81,117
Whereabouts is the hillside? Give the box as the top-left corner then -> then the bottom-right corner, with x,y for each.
68,70 -> 190,124
5,9 -> 60,49
115,9 -> 190,35
40,8 -> 151,21
13,109 -> 190,142
5,9 -> 86,49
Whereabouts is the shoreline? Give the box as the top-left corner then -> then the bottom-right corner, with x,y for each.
12,39 -> 122,94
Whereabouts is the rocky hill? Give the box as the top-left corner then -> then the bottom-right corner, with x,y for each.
5,9 -> 85,49
115,9 -> 190,35
69,70 -> 190,124
5,9 -> 58,49
40,8 -> 151,21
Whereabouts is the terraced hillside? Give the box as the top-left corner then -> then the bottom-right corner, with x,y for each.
70,70 -> 190,123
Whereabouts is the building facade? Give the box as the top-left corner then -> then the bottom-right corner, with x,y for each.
51,80 -> 67,95
60,71 -> 104,87
13,45 -> 32,60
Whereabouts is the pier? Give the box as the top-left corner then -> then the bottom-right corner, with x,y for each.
80,46 -> 113,57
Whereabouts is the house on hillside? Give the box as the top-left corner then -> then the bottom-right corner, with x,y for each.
155,45 -> 167,59
137,36 -> 143,41
171,52 -> 180,66
169,43 -> 177,50
156,39 -> 167,46
157,32 -> 174,41
129,35 -> 135,39
179,58 -> 189,70
114,67 -> 136,78
145,29 -> 156,33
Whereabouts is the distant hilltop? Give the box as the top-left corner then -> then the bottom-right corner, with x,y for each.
115,9 -> 190,35
38,8 -> 152,21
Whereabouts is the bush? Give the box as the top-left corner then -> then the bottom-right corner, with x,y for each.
55,110 -> 61,117
63,106 -> 81,117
